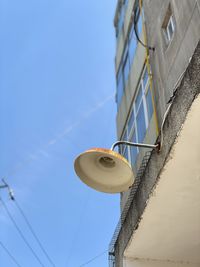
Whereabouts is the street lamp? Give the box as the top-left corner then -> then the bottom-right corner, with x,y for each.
74,141 -> 159,193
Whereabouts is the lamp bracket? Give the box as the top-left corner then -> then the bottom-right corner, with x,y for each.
111,141 -> 160,152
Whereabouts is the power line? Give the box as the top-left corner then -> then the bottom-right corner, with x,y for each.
78,250 -> 108,267
0,197 -> 46,267
13,198 -> 57,267
1,179 -> 57,267
0,240 -> 23,267
65,191 -> 91,267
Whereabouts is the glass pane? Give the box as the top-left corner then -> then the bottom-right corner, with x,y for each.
137,14 -> 143,36
121,129 -> 128,153
163,28 -> 169,43
123,54 -> 130,85
135,86 -> 143,112
117,67 -> 124,107
136,103 -> 146,143
118,145 -> 122,155
129,27 -> 137,64
130,131 -> 138,166
146,87 -> 154,121
143,67 -> 148,89
122,129 -> 128,141
123,147 -> 129,161
128,109 -> 135,135
168,20 -> 173,39
118,6 -> 125,35
124,0 -> 128,8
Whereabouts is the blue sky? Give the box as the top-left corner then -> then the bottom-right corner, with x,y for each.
0,1 -> 119,266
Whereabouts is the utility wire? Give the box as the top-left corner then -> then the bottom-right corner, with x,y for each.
78,250 -> 108,267
0,240 -> 23,267
133,5 -> 155,51
13,198 -> 57,267
0,197 -> 46,267
1,179 -> 57,267
65,191 -> 91,267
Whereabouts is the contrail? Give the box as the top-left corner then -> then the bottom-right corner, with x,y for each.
83,94 -> 114,118
6,94 -> 114,178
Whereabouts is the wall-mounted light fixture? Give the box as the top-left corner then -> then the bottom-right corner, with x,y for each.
74,141 -> 159,194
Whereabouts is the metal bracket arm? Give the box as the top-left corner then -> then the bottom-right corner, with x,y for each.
111,140 -> 159,151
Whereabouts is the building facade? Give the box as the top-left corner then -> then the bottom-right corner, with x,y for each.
109,0 -> 200,266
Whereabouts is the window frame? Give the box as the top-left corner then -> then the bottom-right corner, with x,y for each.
116,9 -> 144,108
119,65 -> 154,166
162,4 -> 175,46
165,15 -> 175,42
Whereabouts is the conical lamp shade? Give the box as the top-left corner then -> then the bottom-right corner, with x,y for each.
74,148 -> 134,193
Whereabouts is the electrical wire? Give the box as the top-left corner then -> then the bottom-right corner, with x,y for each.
2,178 -> 56,267
133,4 -> 154,51
13,198 -> 57,267
0,240 -> 23,267
0,197 -> 46,267
78,250 -> 108,267
1,179 -> 56,267
65,191 -> 91,267
160,65 -> 189,149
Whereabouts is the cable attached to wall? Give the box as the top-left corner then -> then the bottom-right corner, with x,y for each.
133,4 -> 155,51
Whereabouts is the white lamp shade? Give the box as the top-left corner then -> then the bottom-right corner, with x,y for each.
74,148 -> 134,193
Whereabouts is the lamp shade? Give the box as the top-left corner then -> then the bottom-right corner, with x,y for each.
74,148 -> 134,193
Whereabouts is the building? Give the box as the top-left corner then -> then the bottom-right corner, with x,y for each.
109,0 -> 200,266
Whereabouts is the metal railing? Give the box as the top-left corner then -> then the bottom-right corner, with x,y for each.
108,151 -> 152,266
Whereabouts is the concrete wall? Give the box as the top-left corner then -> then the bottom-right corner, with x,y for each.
113,41 -> 200,267
144,0 -> 200,126
124,258 -> 200,267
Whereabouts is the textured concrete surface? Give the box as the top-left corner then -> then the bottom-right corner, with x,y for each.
144,0 -> 200,126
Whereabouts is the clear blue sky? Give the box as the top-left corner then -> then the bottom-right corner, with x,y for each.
0,1 -> 119,266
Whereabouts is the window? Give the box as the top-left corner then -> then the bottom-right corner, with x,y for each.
116,43 -> 131,108
123,146 -> 129,161
128,109 -> 134,133
137,14 -> 143,36
129,27 -> 137,64
130,130 -> 137,166
165,15 -> 175,43
116,0 -> 129,39
124,0 -> 128,7
116,66 -> 124,106
146,86 -> 154,121
123,52 -> 130,86
121,130 -> 129,161
135,85 -> 143,111
136,102 -> 146,143
116,9 -> 145,108
119,64 -> 155,166
143,67 -> 149,88
162,5 -> 175,45
117,6 -> 125,38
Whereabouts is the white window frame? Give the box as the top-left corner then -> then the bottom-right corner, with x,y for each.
120,65 -> 154,165
165,15 -> 175,43
162,4 -> 175,46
